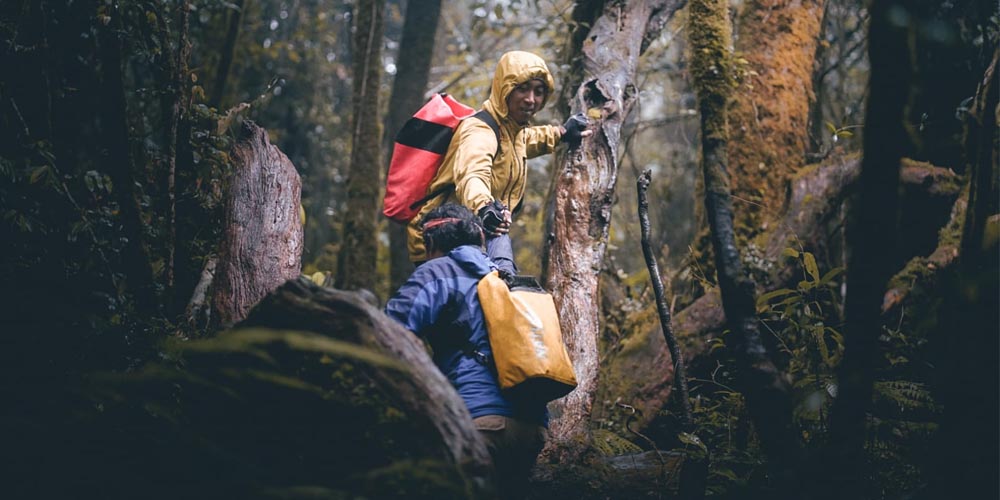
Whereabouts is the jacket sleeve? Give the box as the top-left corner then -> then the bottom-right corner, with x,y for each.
524,124 -> 562,159
452,119 -> 501,212
385,269 -> 452,337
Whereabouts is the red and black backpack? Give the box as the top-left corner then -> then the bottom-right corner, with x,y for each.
382,93 -> 500,223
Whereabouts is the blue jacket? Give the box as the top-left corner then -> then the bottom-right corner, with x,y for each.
385,245 -> 546,424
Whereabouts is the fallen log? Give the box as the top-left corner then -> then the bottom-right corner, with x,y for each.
239,277 -> 494,495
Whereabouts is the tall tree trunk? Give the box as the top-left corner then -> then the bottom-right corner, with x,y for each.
166,0 -> 192,313
209,0 -> 247,110
821,0 -> 908,495
335,0 -> 384,292
212,122 -> 303,328
541,0 -> 679,463
384,0 -> 443,292
727,0 -> 826,234
98,3 -> 158,314
689,0 -> 803,493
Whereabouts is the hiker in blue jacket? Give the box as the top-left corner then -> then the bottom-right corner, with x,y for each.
385,202 -> 546,500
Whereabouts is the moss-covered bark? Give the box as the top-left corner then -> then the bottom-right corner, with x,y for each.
728,0 -> 826,233
690,0 -> 805,490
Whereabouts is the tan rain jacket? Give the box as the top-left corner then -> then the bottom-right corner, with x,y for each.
407,51 -> 563,262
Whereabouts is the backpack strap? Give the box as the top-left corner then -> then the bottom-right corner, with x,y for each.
408,110 -> 503,211
470,109 -> 502,159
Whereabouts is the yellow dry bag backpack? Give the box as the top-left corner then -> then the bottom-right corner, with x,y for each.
477,272 -> 577,403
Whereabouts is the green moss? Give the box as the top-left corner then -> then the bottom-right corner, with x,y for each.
937,185 -> 969,249
688,0 -> 735,140
591,428 -> 644,456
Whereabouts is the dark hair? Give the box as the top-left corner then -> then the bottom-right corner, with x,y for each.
421,203 -> 484,254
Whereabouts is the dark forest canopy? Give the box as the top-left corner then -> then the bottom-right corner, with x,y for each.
0,0 -> 997,498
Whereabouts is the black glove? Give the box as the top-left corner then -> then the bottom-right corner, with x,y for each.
561,113 -> 589,147
478,200 -> 507,234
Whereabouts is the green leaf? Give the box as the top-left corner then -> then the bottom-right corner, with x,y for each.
781,247 -> 799,259
29,165 -> 49,184
819,267 -> 845,285
756,288 -> 797,312
837,130 -> 854,138
825,122 -> 837,134
803,252 -> 820,283
777,295 -> 803,308
678,432 -> 708,453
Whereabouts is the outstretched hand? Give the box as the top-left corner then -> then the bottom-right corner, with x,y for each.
478,200 -> 512,236
560,113 -> 593,147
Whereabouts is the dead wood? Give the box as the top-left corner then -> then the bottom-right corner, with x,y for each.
637,169 -> 692,429
212,121 -> 303,327
541,0 -> 680,463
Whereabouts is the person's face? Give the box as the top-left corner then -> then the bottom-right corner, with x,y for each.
506,79 -> 548,125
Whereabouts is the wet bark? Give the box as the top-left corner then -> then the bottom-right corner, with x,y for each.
540,0 -> 680,463
239,277 -> 494,496
384,0 -> 443,291
212,122 -> 303,327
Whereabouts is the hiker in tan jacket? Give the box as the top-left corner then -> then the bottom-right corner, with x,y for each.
407,50 -> 589,271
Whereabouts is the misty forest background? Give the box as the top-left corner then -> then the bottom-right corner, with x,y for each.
1,0 -> 997,499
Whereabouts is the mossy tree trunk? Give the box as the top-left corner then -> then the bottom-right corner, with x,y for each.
384,0 -> 443,292
689,0 -> 804,493
727,0 -> 826,234
335,0 -> 384,292
541,0 -> 681,463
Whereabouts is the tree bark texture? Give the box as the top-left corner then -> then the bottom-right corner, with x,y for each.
540,0 -> 675,463
212,122 -> 303,327
239,277 -> 493,496
384,0 -> 443,291
822,0 -> 908,494
727,0 -> 826,234
689,0 -> 804,490
335,0 -> 384,291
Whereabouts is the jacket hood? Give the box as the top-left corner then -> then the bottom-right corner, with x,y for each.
483,51 -> 556,121
448,245 -> 495,277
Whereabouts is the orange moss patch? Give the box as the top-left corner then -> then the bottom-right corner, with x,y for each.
728,0 -> 826,236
